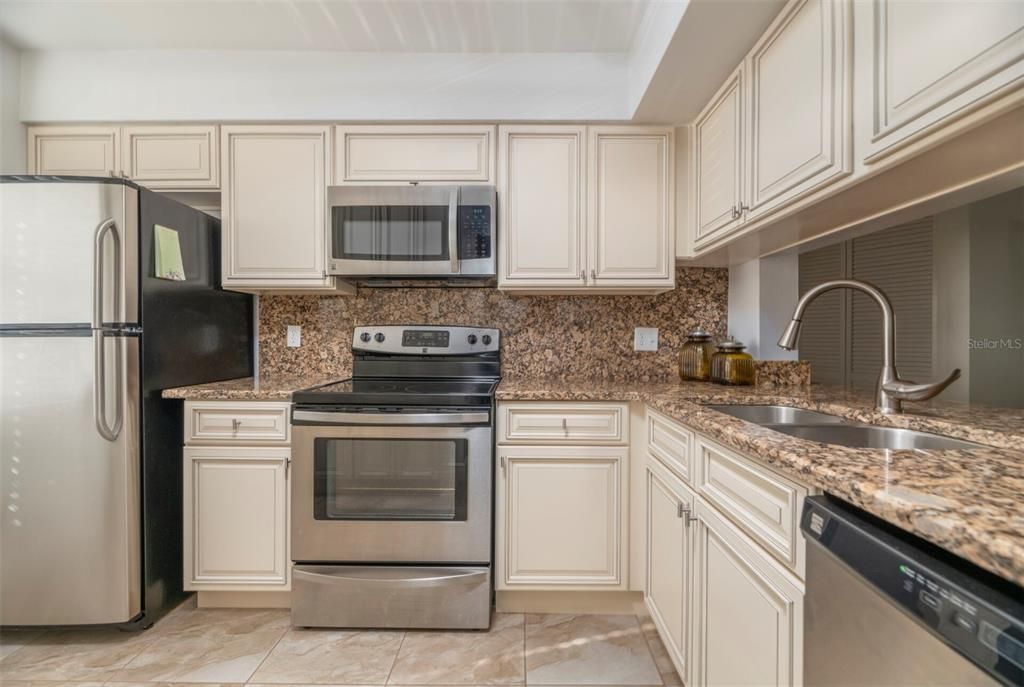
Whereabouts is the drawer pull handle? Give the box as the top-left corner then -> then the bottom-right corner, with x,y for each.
562,418 -> 568,433
232,418 -> 241,431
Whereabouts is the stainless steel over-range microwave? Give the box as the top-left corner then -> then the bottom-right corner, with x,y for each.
327,185 -> 496,278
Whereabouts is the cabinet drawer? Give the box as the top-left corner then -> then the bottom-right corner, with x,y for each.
186,401 -> 291,445
498,402 -> 628,445
695,436 -> 807,576
646,407 -> 694,484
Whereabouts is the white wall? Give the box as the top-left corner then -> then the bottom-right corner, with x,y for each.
19,50 -> 629,122
727,251 -> 800,360
0,38 -> 26,173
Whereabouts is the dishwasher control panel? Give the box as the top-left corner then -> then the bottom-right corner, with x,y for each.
802,496 -> 1024,686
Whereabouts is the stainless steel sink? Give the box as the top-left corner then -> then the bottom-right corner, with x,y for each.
763,424 -> 985,450
705,404 -> 985,450
705,404 -> 848,425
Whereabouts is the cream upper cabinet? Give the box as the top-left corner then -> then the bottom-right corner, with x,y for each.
122,125 -> 219,189
28,126 -> 119,177
693,498 -> 803,687
861,0 -> 1024,163
499,125 -> 674,293
496,444 -> 628,589
588,127 -> 674,287
645,455 -> 695,684
220,125 -> 336,291
692,67 -> 745,247
334,125 -> 495,183
498,125 -> 588,288
183,446 -> 290,590
745,0 -> 851,220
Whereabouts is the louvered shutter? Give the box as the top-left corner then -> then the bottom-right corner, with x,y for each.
798,243 -> 846,386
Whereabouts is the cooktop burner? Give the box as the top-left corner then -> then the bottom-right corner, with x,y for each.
292,325 -> 502,408
293,377 -> 499,407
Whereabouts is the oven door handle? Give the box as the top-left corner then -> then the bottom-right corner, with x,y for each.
292,410 -> 490,426
294,566 -> 487,589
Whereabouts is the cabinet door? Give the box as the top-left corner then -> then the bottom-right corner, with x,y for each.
496,445 -> 626,588
588,127 -> 674,287
645,457 -> 695,683
184,446 -> 290,590
863,0 -> 1024,163
335,125 -> 495,183
746,0 -> 851,219
221,125 -> 333,289
122,125 -> 218,189
28,126 -> 119,177
693,68 -> 744,246
693,500 -> 803,687
498,125 -> 587,288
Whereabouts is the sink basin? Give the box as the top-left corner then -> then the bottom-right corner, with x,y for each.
763,424 -> 986,450
706,404 -> 848,425
705,404 -> 985,450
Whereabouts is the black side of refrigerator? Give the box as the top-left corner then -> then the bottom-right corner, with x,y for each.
135,189 -> 253,627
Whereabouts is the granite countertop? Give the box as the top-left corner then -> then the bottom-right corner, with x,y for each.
498,377 -> 1024,587
161,374 -> 342,400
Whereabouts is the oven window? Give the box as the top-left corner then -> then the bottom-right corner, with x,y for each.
333,206 -> 450,261
313,438 -> 468,520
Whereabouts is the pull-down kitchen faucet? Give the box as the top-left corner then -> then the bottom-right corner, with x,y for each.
777,279 -> 961,414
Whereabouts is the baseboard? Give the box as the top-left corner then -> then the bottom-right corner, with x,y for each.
495,590 -> 645,615
196,590 -> 291,608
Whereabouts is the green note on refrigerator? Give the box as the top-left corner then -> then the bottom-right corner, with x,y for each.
154,224 -> 186,281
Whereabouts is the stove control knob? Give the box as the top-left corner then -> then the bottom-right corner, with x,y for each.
374,332 -> 386,343
467,334 -> 478,345
359,332 -> 371,343
481,334 -> 492,346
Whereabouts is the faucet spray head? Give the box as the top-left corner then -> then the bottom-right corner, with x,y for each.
777,319 -> 802,350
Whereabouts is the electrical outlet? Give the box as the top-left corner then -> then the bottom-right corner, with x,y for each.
286,325 -> 302,348
634,327 -> 659,352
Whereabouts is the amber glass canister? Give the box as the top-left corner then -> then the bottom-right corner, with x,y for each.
710,338 -> 755,385
679,329 -> 715,381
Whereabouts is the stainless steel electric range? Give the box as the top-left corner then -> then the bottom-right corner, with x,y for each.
290,325 -> 500,630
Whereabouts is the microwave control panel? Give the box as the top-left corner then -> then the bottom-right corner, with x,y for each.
458,206 -> 492,260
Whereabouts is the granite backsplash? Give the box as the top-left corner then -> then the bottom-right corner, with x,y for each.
259,266 -> 729,382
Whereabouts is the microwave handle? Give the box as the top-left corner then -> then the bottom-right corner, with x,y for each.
448,187 -> 459,273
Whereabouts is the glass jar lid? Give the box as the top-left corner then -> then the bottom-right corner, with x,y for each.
716,337 -> 747,351
687,328 -> 713,341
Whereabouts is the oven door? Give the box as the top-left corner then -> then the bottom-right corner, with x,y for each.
291,409 -> 492,563
327,185 -> 460,276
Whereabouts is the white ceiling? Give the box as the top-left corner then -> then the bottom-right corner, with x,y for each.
0,0 -> 652,53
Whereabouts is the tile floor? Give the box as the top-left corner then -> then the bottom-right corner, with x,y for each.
0,599 -> 681,687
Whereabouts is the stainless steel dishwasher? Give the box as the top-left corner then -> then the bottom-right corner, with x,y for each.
801,496 -> 1024,686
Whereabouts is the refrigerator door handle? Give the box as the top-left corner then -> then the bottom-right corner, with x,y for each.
92,218 -> 121,328
93,217 -> 123,442
93,332 -> 123,441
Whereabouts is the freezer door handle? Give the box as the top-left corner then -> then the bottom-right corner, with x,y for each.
92,217 -> 121,328
93,331 -> 123,441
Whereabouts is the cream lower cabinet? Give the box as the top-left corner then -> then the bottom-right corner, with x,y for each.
496,401 -> 629,589
220,125 -> 339,292
498,125 -> 674,293
645,454 -> 696,684
496,445 -> 627,588
642,406 -> 806,687
693,498 -> 803,687
183,401 -> 291,591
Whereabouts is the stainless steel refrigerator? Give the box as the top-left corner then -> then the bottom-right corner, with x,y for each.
0,176 -> 253,628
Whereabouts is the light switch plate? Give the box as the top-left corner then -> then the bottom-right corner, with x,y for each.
286,325 -> 302,348
634,327 -> 658,351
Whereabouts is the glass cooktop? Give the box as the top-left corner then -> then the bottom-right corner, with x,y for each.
292,377 -> 499,407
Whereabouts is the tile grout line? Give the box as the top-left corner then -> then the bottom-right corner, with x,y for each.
383,630 -> 408,686
241,613 -> 292,685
